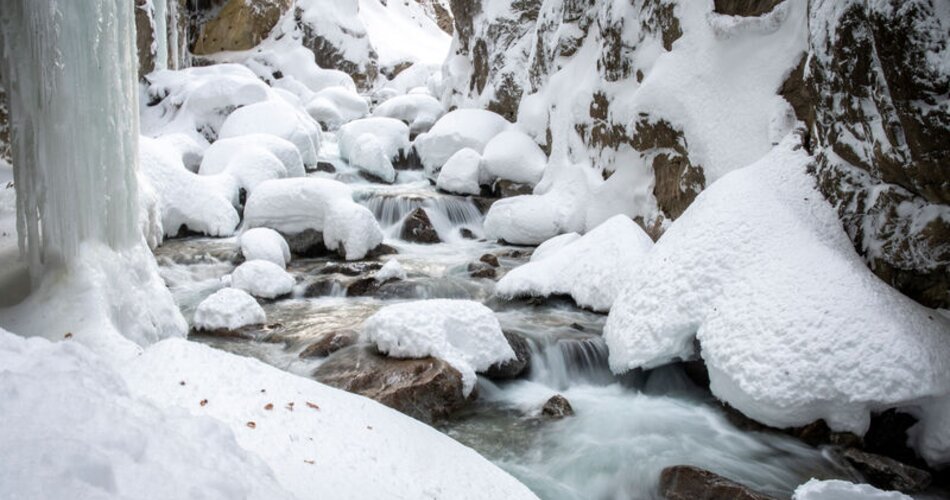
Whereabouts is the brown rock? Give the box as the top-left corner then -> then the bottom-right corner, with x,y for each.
281,229 -> 328,258
299,329 -> 358,358
479,254 -> 500,267
400,207 -> 441,244
658,465 -> 775,500
313,346 -> 467,422
302,278 -> 343,298
541,394 -> 574,419
459,228 -> 478,240
345,277 -> 381,297
192,0 -> 291,55
319,261 -> 383,277
485,331 -> 531,380
838,448 -> 931,493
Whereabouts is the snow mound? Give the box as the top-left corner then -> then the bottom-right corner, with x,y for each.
338,117 -> 410,163
372,93 -> 444,136
362,300 -> 516,395
139,137 -> 239,237
414,109 -> 511,178
604,137 -> 950,448
792,479 -> 911,500
436,148 -> 482,195
305,86 -> 369,130
200,134 -> 305,179
496,215 -> 653,311
193,288 -> 266,332
0,330 -> 290,500
358,0 -> 451,66
322,200 -> 385,261
218,99 -> 322,166
349,133 -> 396,183
122,338 -> 539,499
244,178 -> 353,235
241,35 -> 357,96
530,232 -> 581,262
480,130 -> 547,185
376,258 -> 407,282
231,261 -> 295,299
240,228 -> 291,268
484,195 -> 560,245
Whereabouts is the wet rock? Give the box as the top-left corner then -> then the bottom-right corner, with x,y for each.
299,329 -> 359,358
302,278 -> 343,298
193,0 -> 291,55
491,180 -> 534,198
659,465 -> 775,500
459,228 -> 477,240
712,0 -> 784,17
485,331 -> 530,380
312,161 -> 336,173
400,207 -> 441,244
345,277 -> 381,297
313,346 -> 467,422
721,404 -> 862,449
541,394 -> 574,419
365,243 -> 398,259
469,196 -> 495,214
467,262 -> 497,279
319,261 -> 383,277
281,229 -> 328,258
837,448 -> 931,493
479,254 -> 499,267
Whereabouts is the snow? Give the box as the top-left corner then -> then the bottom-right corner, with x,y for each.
218,99 -> 322,166
338,117 -> 410,163
231,260 -> 295,299
792,479 -> 911,500
907,396 -> 950,467
414,109 -> 512,178
0,330 -> 290,500
372,93 -> 444,136
436,148 -> 482,195
140,136 -> 240,237
603,136 -> 950,450
199,134 -> 305,179
348,133 -> 397,183
244,178 -> 353,235
530,232 -> 581,262
358,0 -> 452,66
362,299 -> 516,395
496,215 -> 653,311
193,288 -> 266,332
322,200 -> 385,260
483,195 -> 560,245
480,130 -> 547,185
305,86 -> 369,130
240,228 -> 291,268
376,258 -> 407,282
242,36 -> 357,95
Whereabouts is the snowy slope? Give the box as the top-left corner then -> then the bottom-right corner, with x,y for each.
359,0 -> 452,67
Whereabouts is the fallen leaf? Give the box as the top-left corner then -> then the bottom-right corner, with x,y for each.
286,402 -> 295,411
179,381 -> 186,386
200,399 -> 208,407
264,403 -> 274,411
366,426 -> 373,430
304,460 -> 315,465
306,402 -> 320,410
247,421 -> 256,429
64,333 -> 73,339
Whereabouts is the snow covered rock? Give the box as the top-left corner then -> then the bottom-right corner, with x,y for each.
436,148 -> 482,195
361,299 -> 516,395
193,288 -> 266,332
483,195 -> 560,245
244,178 -> 353,235
322,200 -> 385,261
338,117 -> 410,165
480,130 -> 547,186
372,93 -> 444,136
530,232 -> 581,262
359,0 -> 452,67
231,260 -> 295,299
348,134 -> 397,183
604,137 -> 950,457
792,479 -> 911,500
199,134 -> 305,179
496,215 -> 653,311
218,99 -> 322,166
305,86 -> 369,130
414,109 -> 511,178
240,228 -> 291,268
376,258 -> 407,282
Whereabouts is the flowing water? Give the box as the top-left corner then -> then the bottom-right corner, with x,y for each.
155,133 -> 857,500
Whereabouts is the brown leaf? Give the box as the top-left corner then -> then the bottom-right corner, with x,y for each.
264,403 -> 274,411
200,399 -> 208,407
303,460 -> 315,465
246,421 -> 256,429
306,402 -> 320,410
286,402 -> 295,411
64,333 -> 73,339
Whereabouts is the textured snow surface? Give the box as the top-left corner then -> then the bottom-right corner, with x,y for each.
322,200 -> 385,260
218,99 -> 322,166
244,178 -> 353,234
123,339 -> 540,500
240,228 -> 291,268
372,93 -> 444,135
496,215 -> 653,311
484,194 -> 560,245
193,288 -> 266,331
530,232 -> 581,262
348,133 -> 397,183
231,260 -> 295,299
362,299 -> 516,395
415,109 -> 511,177
305,86 -> 368,130
436,148 -> 483,195
199,134 -> 305,179
480,130 -> 547,185
338,117 -> 410,163
604,137 -> 950,444
376,258 -> 407,282
0,331 -> 290,500
792,479 -> 911,500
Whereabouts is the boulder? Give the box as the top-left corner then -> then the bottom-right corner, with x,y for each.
837,448 -> 931,493
484,331 -> 530,380
281,229 -> 328,257
193,0 -> 292,55
319,261 -> 383,276
302,278 -> 343,298
467,262 -> 496,279
479,254 -> 500,267
658,465 -> 775,500
299,329 -> 358,358
313,346 -> 467,422
400,207 -> 441,244
541,395 -> 574,419
346,277 -> 382,297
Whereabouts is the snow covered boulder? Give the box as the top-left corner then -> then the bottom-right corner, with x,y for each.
372,93 -> 444,136
793,479 -> 911,500
231,260 -> 295,299
244,178 -> 353,235
484,195 -> 560,245
436,148 -> 482,195
348,134 -> 396,183
375,258 -> 407,282
305,86 -> 369,130
604,137 -> 950,460
200,134 -> 305,179
414,109 -> 511,178
480,130 -> 547,186
193,288 -> 266,332
338,117 -> 410,165
496,215 -> 653,311
218,99 -> 322,165
322,201 -> 385,261
530,232 -> 581,262
361,300 -> 516,395
240,228 -> 291,268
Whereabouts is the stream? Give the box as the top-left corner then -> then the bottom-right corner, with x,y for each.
154,132 -> 855,500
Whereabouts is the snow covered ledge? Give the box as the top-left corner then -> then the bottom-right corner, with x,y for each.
604,134 -> 950,466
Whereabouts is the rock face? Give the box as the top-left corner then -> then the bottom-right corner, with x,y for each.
313,346 -> 467,422
658,465 -> 775,500
192,0 -> 292,55
292,3 -> 379,91
400,207 -> 441,243
837,448 -> 932,493
134,0 -> 156,78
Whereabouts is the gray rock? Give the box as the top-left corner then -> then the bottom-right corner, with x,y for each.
838,448 -> 932,493
658,465 -> 775,500
400,207 -> 441,244
485,331 -> 530,380
541,394 -> 574,419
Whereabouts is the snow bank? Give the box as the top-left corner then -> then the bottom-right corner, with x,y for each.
305,86 -> 369,130
376,258 -> 407,282
358,0 -> 451,66
436,148 -> 482,195
140,137 -> 239,237
348,134 -> 397,183
218,99 -> 322,165
240,228 -> 291,268
242,36 -> 357,96
496,215 -> 653,311
362,300 -> 516,395
338,117 -> 410,163
481,130 -> 547,185
372,93 -> 444,135
0,330 -> 290,499
199,134 -> 305,179
414,109 -> 511,178
604,137 -> 950,451
244,178 -> 353,234
193,288 -> 266,331
122,338 -> 540,499
792,479 -> 911,500
322,200 -> 385,261
530,232 -> 581,262
231,261 -> 295,299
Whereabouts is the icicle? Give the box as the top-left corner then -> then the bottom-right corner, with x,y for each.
153,0 -> 169,71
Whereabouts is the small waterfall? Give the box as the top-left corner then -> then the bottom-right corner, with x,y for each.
526,335 -> 616,390
357,191 -> 484,242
